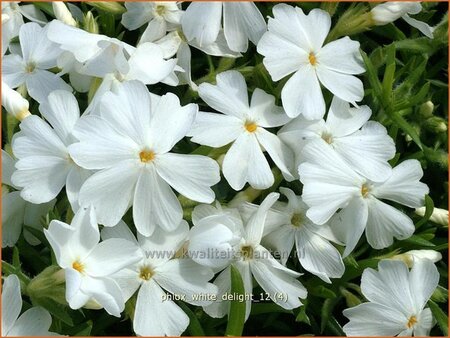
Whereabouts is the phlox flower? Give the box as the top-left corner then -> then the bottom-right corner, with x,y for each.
2,150 -> 55,248
343,259 -> 439,336
101,221 -> 217,336
189,70 -> 294,190
2,1 -> 46,55
69,80 -> 220,236
257,4 -> 365,119
2,274 -> 58,336
371,2 -> 435,38
242,187 -> 345,283
278,97 -> 395,181
181,1 -> 266,53
44,206 -> 142,316
10,90 -> 90,210
188,193 -> 307,319
298,140 -> 429,256
2,22 -> 72,103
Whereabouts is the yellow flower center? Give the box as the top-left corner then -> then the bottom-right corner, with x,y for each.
139,265 -> 154,281
309,52 -> 317,66
155,4 -> 166,16
139,150 -> 155,163
361,183 -> 370,198
245,121 -> 258,133
291,213 -> 303,228
240,245 -> 254,261
72,260 -> 85,273
25,62 -> 36,73
321,132 -> 333,144
406,315 -> 417,328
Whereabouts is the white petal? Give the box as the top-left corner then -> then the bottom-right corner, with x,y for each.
133,166 -> 182,235
415,308 -> 434,336
245,192 -> 279,245
222,133 -> 273,190
192,30 -> 242,58
78,160 -> 140,227
155,153 -> 219,203
2,274 -> 22,336
149,93 -> 197,154
25,70 -> 72,104
80,276 -> 125,317
330,197 -> 369,257
256,128 -> 295,181
262,225 -> 294,265
122,2 -> 153,30
2,191 -> 26,248
7,307 -> 54,336
334,121 -> 395,182
295,228 -> 344,283
250,260 -> 306,310
316,66 -> 364,105
282,66 -> 325,119
198,70 -> 249,119
343,302 -> 407,336
134,280 -> 189,336
127,43 -> 176,84
223,2 -> 266,52
39,90 -> 80,145
326,97 -> 371,137
66,167 -> 91,212
139,18 -> 166,43
188,112 -> 243,147
2,54 -> 27,88
109,268 -> 141,303
409,258 -> 439,311
84,238 -> 142,277
250,88 -> 290,128
318,37 -> 365,75
181,2 -> 222,47
402,14 -> 434,38
69,116 -> 140,170
69,72 -> 92,93
155,259 -> 216,306
65,268 -> 83,306
19,22 -> 60,67
101,220 -> 139,245
365,197 -> 415,249
372,160 -> 429,208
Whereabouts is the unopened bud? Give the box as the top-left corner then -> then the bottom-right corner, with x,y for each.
84,11 -> 99,34
52,2 -> 77,27
415,206 -> 448,226
370,2 -> 422,25
340,288 -> 361,308
86,2 -> 126,15
424,117 -> 447,133
419,101 -> 434,118
2,81 -> 31,121
392,249 -> 442,267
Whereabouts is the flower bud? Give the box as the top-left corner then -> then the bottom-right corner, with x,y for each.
86,2 -> 126,15
84,11 -> 99,34
370,2 -> 422,25
392,249 -> 442,267
415,206 -> 449,226
52,2 -> 77,27
423,117 -> 447,133
419,100 -> 434,118
2,81 -> 31,121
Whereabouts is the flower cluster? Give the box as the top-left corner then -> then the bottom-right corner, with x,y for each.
1,1 -> 447,337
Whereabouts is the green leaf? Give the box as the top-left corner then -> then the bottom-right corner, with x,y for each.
177,303 -> 205,336
403,234 -> 435,247
32,297 -> 74,326
388,110 -> 423,149
393,38 -> 434,54
320,298 -> 339,333
309,285 -> 337,299
428,300 -> 448,335
325,316 -> 345,336
295,306 -> 311,326
415,195 -> 435,229
225,265 -> 246,336
431,286 -> 449,303
361,51 -> 383,98
12,247 -> 21,268
33,2 -> 54,16
382,44 -> 396,104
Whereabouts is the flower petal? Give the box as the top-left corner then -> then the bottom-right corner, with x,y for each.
25,70 -> 72,104
318,37 -> 365,75
2,274 -> 22,336
181,2 -> 222,47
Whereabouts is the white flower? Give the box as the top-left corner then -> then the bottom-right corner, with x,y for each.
101,221 -> 217,336
181,1 -> 266,53
278,97 -> 395,181
44,206 -> 142,317
392,249 -> 442,267
2,274 -> 58,336
189,193 -> 307,319
11,90 -> 90,209
2,150 -> 55,248
189,70 -> 294,190
343,259 -> 439,336
2,2 -> 47,55
415,206 -> 448,226
1,80 -> 30,120
2,22 -> 72,103
371,2 -> 434,38
122,2 -> 182,43
52,2 -> 77,27
298,140 -> 429,256
69,80 -> 220,235
257,4 -> 365,119
247,187 -> 345,283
